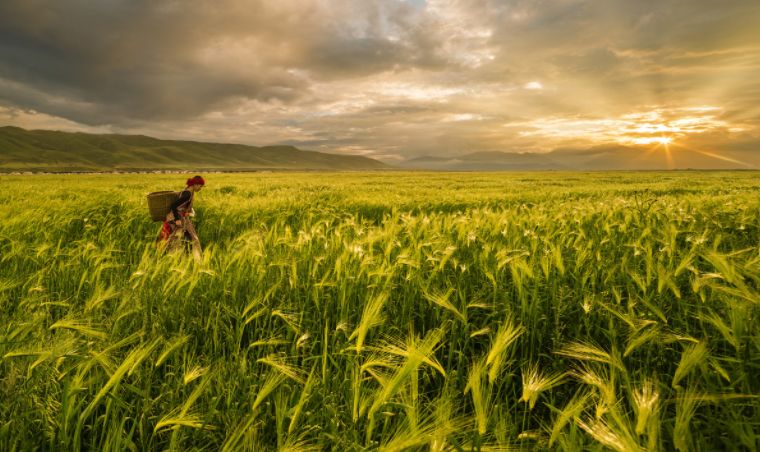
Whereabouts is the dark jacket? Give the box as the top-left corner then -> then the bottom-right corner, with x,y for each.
169,189 -> 193,221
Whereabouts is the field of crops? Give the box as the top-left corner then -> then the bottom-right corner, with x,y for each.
0,171 -> 758,450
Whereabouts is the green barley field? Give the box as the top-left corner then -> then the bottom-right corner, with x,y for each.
1,171 -> 759,451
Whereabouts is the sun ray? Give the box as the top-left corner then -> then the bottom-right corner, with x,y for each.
670,143 -> 753,167
663,140 -> 674,169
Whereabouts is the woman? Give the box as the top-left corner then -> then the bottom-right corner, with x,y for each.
159,175 -> 205,259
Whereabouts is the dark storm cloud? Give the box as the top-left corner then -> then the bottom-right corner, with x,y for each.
0,0 -> 443,124
0,0 -> 311,123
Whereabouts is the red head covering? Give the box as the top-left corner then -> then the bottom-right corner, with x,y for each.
187,175 -> 205,187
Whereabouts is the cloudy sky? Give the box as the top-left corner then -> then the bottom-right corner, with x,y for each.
1,0 -> 759,165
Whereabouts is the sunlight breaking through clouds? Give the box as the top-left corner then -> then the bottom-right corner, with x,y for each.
517,106 -> 737,148
443,113 -> 484,122
524,82 -> 544,90
375,83 -> 466,101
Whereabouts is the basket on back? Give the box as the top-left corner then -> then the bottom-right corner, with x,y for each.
147,191 -> 179,222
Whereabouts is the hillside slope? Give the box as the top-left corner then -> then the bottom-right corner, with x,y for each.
0,126 -> 389,171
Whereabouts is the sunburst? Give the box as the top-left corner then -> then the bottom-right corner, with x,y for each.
631,136 -> 673,146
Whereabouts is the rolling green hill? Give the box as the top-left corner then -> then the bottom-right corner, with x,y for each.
0,126 -> 389,171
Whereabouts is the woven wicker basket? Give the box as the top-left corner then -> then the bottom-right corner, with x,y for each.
147,191 -> 179,222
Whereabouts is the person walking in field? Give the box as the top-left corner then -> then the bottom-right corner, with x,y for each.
159,175 -> 205,259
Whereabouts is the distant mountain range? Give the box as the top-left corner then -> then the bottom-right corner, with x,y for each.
403,151 -> 560,171
400,144 -> 757,171
1,126 -> 755,172
0,126 -> 388,172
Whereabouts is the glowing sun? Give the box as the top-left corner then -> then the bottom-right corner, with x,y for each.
632,136 -> 673,146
